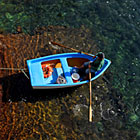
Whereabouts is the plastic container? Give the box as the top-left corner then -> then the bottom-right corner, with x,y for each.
71,73 -> 80,83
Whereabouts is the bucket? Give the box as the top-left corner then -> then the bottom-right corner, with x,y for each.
72,73 -> 80,83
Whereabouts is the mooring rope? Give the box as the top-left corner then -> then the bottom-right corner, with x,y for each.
0,68 -> 27,71
20,69 -> 29,79
0,67 -> 29,79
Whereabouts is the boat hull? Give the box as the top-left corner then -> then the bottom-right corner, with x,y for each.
27,52 -> 111,89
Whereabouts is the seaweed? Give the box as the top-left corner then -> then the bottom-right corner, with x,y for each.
0,0 -> 140,139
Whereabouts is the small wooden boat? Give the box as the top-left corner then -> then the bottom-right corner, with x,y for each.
27,52 -> 111,89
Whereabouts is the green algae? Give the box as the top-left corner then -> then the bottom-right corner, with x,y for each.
129,113 -> 139,122
0,0 -> 140,139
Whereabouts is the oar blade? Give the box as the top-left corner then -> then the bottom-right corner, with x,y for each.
89,63 -> 92,122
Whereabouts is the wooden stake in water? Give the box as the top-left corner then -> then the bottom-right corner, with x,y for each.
89,63 -> 92,122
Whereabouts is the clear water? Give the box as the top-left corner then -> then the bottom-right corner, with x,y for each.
0,0 -> 140,139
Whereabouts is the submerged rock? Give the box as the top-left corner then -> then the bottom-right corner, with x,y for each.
100,103 -> 117,121
72,104 -> 89,120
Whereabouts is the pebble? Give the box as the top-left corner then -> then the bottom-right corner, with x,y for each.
133,8 -> 136,11
95,96 -> 98,101
8,99 -> 12,103
132,73 -> 136,76
80,95 -> 82,98
124,71 -> 127,74
21,98 -> 27,102
118,109 -> 121,112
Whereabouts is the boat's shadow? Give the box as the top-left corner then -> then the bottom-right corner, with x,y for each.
1,72 -> 79,103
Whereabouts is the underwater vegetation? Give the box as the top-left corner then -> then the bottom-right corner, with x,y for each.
0,0 -> 140,139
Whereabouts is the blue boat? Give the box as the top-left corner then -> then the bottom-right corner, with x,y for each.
27,52 -> 111,89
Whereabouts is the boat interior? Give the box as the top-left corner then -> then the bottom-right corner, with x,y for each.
41,58 -> 89,84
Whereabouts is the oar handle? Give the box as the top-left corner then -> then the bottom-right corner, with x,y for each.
50,41 -> 93,57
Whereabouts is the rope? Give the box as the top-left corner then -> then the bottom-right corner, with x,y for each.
0,68 -> 27,71
21,69 -> 29,79
0,67 -> 29,79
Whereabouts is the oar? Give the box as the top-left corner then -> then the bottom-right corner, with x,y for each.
49,41 -> 93,57
89,63 -> 92,122
50,41 -> 93,121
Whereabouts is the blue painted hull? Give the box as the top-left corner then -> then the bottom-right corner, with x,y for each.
27,53 -> 111,89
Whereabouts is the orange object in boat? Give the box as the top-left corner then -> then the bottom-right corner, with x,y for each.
42,65 -> 53,78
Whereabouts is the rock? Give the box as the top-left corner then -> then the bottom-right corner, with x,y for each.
72,104 -> 89,120
16,26 -> 22,33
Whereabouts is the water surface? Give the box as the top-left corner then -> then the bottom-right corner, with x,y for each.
0,0 -> 140,139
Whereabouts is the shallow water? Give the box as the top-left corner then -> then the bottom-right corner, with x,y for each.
0,0 -> 140,140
